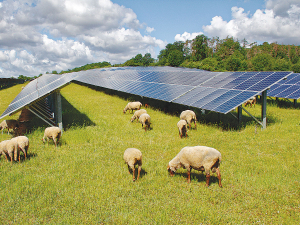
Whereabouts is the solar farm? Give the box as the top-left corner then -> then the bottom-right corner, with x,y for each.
0,67 -> 299,224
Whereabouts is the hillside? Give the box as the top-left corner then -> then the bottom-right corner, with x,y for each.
0,83 -> 299,224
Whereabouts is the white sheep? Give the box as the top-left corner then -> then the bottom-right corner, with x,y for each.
123,101 -> 142,114
180,110 -> 197,130
0,119 -> 19,135
167,146 -> 222,187
123,148 -> 142,181
131,109 -> 147,122
42,126 -> 61,147
177,120 -> 187,138
139,113 -> 151,131
11,136 -> 29,160
0,139 -> 20,164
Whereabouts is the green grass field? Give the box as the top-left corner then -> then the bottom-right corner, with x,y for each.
0,83 -> 299,224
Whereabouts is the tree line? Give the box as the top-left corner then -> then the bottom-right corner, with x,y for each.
17,35 -> 300,80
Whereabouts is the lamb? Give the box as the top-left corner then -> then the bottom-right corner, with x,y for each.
177,120 -> 187,138
0,119 -> 19,135
180,110 -> 197,130
131,109 -> 147,122
244,96 -> 256,108
42,126 -> 61,147
139,113 -> 151,131
123,101 -> 142,114
123,148 -> 142,181
0,139 -> 20,164
167,146 -> 222,187
11,136 -> 29,160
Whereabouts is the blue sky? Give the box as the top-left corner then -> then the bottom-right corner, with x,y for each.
0,0 -> 300,77
112,0 -> 265,43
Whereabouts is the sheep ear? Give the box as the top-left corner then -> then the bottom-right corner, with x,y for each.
167,165 -> 170,170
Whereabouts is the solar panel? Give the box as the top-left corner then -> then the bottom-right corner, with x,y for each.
267,73 -> 300,99
1,67 -> 292,119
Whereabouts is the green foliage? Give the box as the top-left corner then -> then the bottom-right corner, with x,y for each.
200,57 -> 219,71
60,61 -> 111,74
292,63 -> 300,73
251,53 -> 273,71
191,34 -> 209,61
168,50 -> 184,67
1,84 -> 299,224
124,53 -> 154,67
225,55 -> 242,71
272,58 -> 291,71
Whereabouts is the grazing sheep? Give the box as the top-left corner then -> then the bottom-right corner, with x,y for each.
131,109 -> 147,122
11,136 -> 29,160
42,126 -> 61,147
244,97 -> 256,108
139,113 -> 151,131
167,146 -> 222,187
0,139 -> 19,164
177,120 -> 187,138
180,110 -> 197,130
0,120 -> 19,135
123,101 -> 142,114
124,148 -> 142,181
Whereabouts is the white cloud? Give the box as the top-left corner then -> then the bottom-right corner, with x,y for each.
175,32 -> 204,42
146,27 -> 155,33
203,3 -> 300,45
0,0 -> 163,77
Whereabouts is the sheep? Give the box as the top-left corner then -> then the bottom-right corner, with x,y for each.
167,146 -> 222,187
123,101 -> 142,114
180,110 -> 197,130
139,113 -> 151,131
123,148 -> 142,181
11,136 -> 29,160
0,119 -> 19,135
130,109 -> 147,122
0,139 -> 20,164
42,126 -> 61,147
177,120 -> 187,138
244,96 -> 256,108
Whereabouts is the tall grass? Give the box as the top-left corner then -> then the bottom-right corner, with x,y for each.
0,83 -> 299,224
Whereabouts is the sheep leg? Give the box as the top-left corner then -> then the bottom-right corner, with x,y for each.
137,165 -> 141,180
216,168 -> 222,187
132,167 -> 136,181
187,169 -> 191,183
53,137 -> 57,147
205,173 -> 211,187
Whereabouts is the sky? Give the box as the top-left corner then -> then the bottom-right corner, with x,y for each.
0,0 -> 300,78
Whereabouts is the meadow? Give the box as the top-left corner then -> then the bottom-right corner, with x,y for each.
0,82 -> 299,224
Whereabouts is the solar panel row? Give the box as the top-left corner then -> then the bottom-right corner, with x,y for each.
0,67 -> 292,119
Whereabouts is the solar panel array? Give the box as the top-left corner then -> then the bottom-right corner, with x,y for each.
0,73 -> 78,119
0,67 -> 292,119
267,73 -> 300,99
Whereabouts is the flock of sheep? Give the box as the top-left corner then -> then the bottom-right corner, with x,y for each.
0,100 -> 222,187
0,121 -> 61,164
123,101 -> 222,187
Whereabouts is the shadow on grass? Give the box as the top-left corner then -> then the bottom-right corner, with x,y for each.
72,82 -> 283,132
175,171 -> 220,186
61,95 -> 96,129
127,168 -> 148,181
267,97 -> 300,109
19,152 -> 38,161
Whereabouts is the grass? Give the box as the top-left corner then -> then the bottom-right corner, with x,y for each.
0,83 -> 299,224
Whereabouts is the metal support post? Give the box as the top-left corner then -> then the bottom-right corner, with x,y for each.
237,106 -> 242,125
294,99 -> 297,107
54,90 -> 63,134
261,90 -> 267,130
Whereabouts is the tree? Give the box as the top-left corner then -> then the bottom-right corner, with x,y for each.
191,34 -> 209,61
142,53 -> 154,66
251,53 -> 273,71
168,50 -> 184,67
